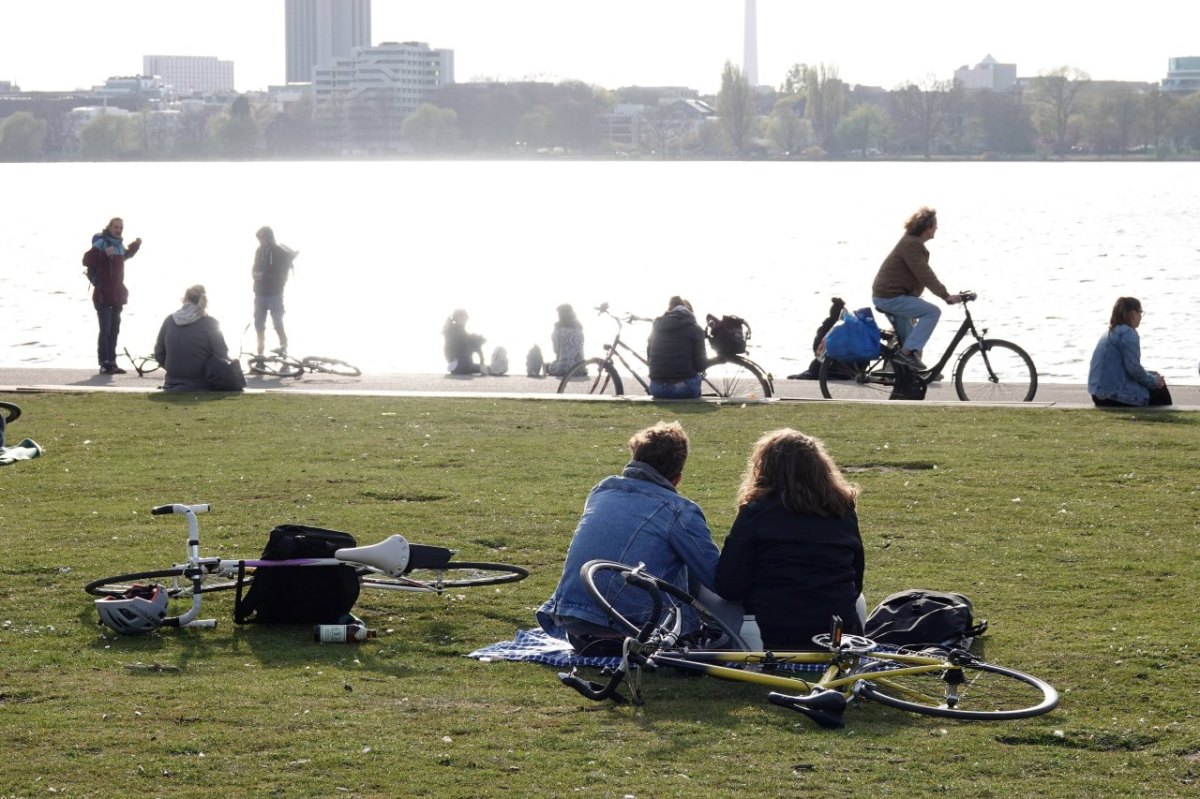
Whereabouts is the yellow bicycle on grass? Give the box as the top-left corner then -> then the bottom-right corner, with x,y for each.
558,560 -> 1059,729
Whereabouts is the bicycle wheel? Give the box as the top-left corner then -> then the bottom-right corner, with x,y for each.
581,560 -> 747,649
360,561 -> 528,591
246,355 -> 303,378
557,358 -> 624,396
953,340 -> 1037,402
0,401 -> 20,424
84,568 -> 242,598
818,358 -> 895,400
301,356 -> 361,377
702,355 -> 773,399
855,658 -> 1058,720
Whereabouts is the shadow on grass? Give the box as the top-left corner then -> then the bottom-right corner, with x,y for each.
144,392 -> 247,405
1095,409 -> 1197,425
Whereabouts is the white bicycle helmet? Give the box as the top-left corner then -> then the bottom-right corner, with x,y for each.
96,584 -> 169,634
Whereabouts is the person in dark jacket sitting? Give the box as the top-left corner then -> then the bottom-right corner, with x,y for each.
647,296 -> 707,399
154,285 -> 233,392
715,428 -> 865,651
442,308 -> 487,375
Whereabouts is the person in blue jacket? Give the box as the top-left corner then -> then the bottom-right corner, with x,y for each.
1087,296 -> 1171,407
537,421 -> 722,653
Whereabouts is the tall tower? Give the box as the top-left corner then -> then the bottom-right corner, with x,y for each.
286,0 -> 372,84
743,0 -> 759,87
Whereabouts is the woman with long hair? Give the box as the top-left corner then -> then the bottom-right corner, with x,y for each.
715,429 -> 864,650
1087,296 -> 1171,407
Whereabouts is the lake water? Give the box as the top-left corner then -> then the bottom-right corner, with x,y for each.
3,160 -> 1198,383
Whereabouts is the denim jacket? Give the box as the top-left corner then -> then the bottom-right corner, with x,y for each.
1087,325 -> 1156,406
536,460 -> 718,639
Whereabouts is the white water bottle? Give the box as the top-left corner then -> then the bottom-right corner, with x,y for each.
314,623 -> 377,643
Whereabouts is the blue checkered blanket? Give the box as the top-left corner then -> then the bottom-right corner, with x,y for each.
467,628 -> 832,674
467,628 -> 622,668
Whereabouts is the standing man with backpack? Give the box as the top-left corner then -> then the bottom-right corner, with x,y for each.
86,217 -> 142,375
251,226 -> 297,358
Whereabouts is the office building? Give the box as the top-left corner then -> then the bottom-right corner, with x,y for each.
143,55 -> 234,95
1162,57 -> 1200,93
286,0 -> 372,84
954,55 -> 1017,91
314,41 -> 454,152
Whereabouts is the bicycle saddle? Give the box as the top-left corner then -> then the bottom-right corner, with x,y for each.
767,688 -> 847,729
336,535 -> 410,576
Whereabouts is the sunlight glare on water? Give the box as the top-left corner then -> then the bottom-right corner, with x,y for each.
3,160 -> 1197,383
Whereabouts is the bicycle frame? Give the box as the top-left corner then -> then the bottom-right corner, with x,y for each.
122,503 -> 455,629
586,305 -> 653,392
122,347 -> 160,377
883,291 -> 988,378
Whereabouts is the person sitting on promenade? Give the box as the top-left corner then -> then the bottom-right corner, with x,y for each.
153,285 -> 236,393
647,296 -> 707,399
871,207 -> 963,371
1088,296 -> 1172,407
545,303 -> 585,377
443,309 -> 487,375
536,421 -> 724,654
715,429 -> 865,651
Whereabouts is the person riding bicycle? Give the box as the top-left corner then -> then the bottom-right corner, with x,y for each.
871,207 -> 963,371
536,421 -> 724,653
647,296 -> 706,399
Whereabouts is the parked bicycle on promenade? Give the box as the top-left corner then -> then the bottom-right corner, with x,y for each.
239,324 -> 361,379
558,561 -> 1058,729
556,303 -> 774,399
819,291 -> 1037,402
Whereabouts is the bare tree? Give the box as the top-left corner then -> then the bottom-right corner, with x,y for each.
1032,67 -> 1091,156
892,76 -> 961,158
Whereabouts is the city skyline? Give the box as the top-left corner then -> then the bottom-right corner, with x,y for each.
2,1 -> 1198,95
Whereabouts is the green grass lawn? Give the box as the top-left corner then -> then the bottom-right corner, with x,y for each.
1,392 -> 1197,798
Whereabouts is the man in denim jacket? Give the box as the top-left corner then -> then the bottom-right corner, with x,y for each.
537,421 -> 719,653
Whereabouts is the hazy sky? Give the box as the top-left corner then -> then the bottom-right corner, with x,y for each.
2,2 -> 1197,94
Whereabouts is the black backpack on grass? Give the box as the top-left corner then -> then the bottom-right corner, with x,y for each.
864,589 -> 988,651
234,525 -> 361,625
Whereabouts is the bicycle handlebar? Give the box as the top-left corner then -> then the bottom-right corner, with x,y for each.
559,563 -> 666,703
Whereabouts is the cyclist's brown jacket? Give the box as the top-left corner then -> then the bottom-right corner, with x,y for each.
871,234 -> 950,301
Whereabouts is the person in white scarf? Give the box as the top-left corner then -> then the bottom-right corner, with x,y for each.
153,285 -> 232,392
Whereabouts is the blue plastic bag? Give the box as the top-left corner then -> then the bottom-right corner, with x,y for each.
822,307 -> 881,362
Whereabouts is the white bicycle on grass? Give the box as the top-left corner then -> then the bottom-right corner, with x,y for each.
85,503 -> 528,633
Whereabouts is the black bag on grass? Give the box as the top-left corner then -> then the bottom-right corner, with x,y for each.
234,525 -> 361,624
864,589 -> 988,650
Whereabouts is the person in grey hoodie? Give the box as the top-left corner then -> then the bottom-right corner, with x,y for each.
154,285 -> 232,392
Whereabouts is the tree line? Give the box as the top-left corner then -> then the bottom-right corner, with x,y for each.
2,64 -> 1199,161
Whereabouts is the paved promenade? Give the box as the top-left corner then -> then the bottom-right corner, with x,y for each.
2,366 -> 1198,409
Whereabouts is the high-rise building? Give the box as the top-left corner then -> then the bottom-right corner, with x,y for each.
286,0 -> 372,84
143,55 -> 234,95
743,0 -> 759,87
